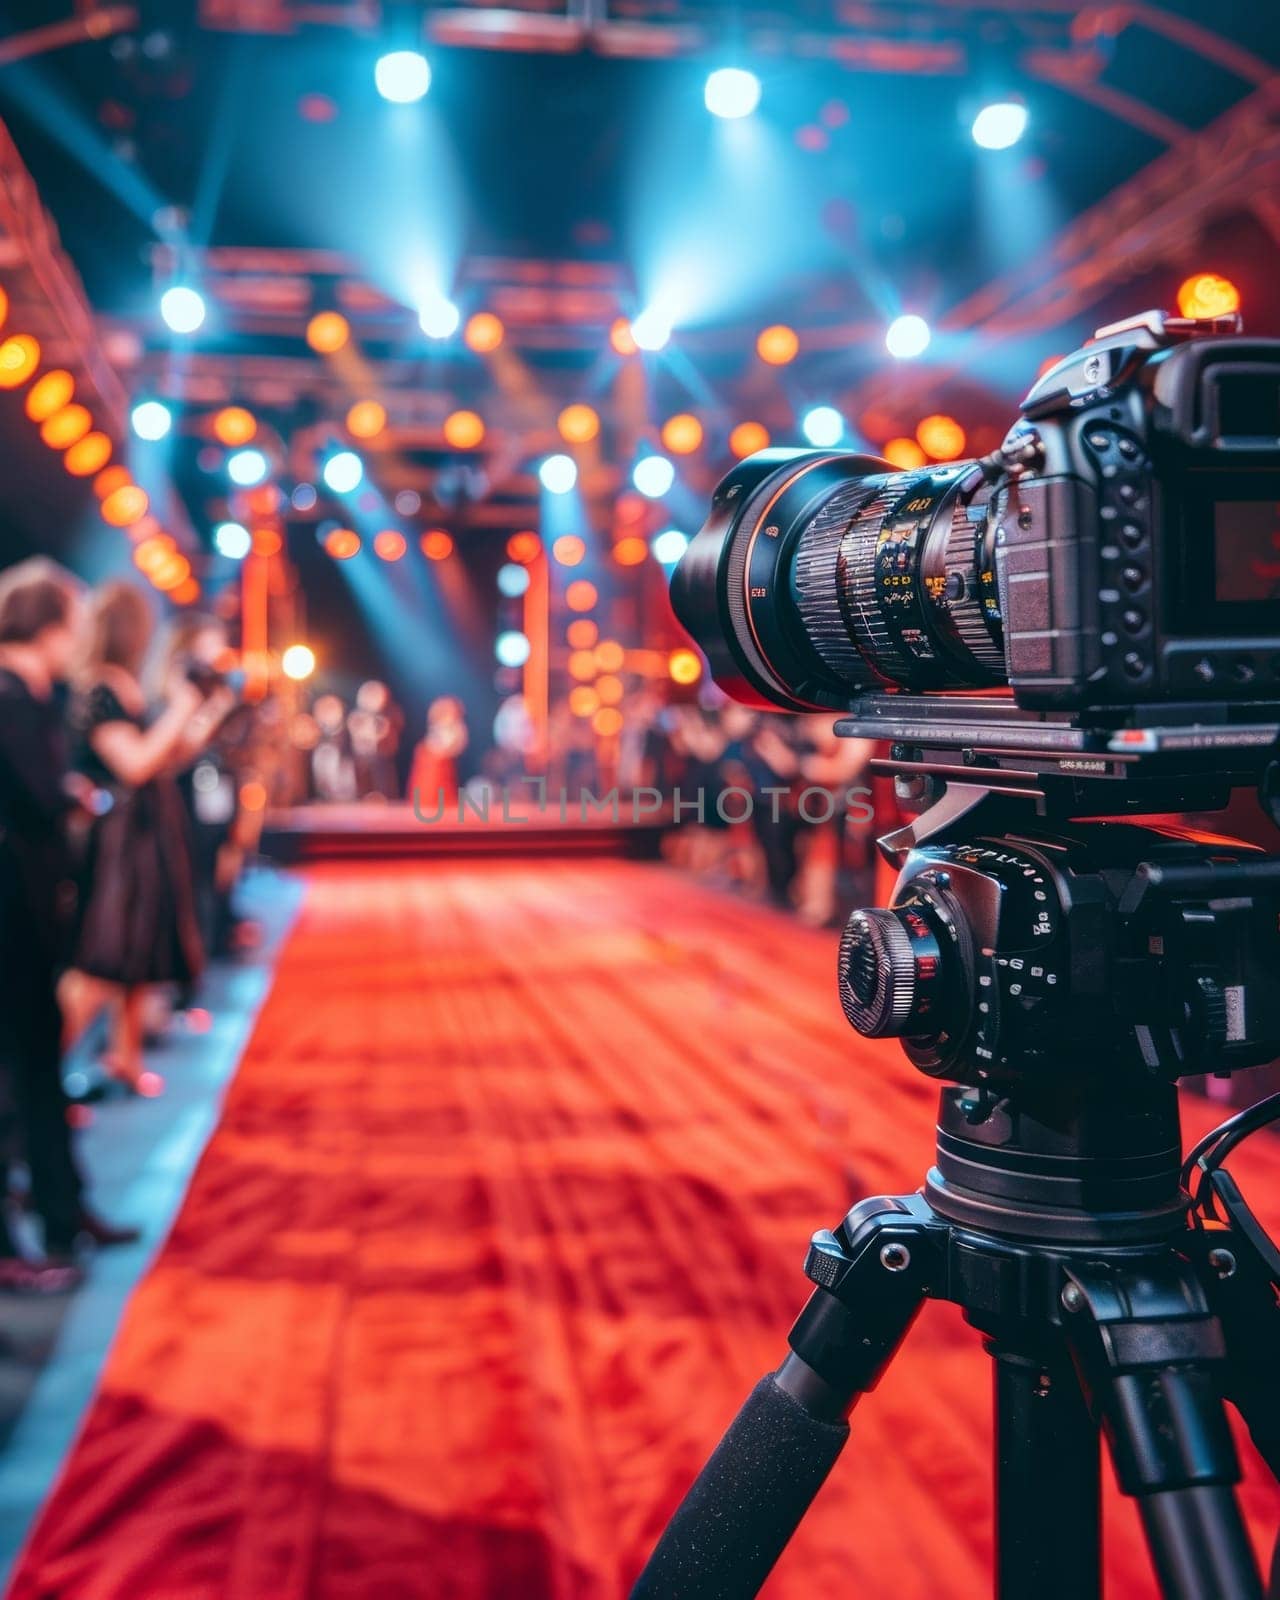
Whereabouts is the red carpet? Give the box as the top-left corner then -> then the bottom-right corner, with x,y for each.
9,859 -> 1279,1599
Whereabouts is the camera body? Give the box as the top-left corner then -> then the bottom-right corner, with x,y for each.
673,311 -> 1280,724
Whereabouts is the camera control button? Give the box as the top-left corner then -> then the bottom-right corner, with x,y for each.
1120,522 -> 1144,549
1123,652 -> 1147,678
1086,430 -> 1111,451
1118,438 -> 1139,460
1194,658 -> 1216,684
1122,608 -> 1146,633
1121,564 -> 1145,591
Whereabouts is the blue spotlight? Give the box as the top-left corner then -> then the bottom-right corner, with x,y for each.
704,67 -> 761,120
885,314 -> 932,359
539,454 -> 577,494
497,563 -> 531,598
323,450 -> 364,493
227,448 -> 268,486
375,51 -> 431,105
633,454 -> 675,499
418,295 -> 460,339
972,101 -> 1028,151
131,399 -> 172,440
160,285 -> 205,334
629,309 -> 671,352
213,521 -> 252,560
801,406 -> 844,447
496,630 -> 531,668
651,528 -> 689,565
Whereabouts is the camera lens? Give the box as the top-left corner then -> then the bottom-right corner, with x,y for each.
671,448 -> 1005,711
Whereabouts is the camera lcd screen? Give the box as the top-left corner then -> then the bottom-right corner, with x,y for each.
1213,501 -> 1280,604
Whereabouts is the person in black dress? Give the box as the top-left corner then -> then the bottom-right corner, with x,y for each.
0,559 -> 136,1283
70,583 -> 232,1094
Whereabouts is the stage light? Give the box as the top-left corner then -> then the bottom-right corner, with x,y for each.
1177,272 -> 1241,319
558,404 -> 600,444
661,414 -> 703,455
229,447 -> 269,487
629,310 -> 670,352
729,421 -> 770,457
213,406 -> 256,446
170,579 -> 201,606
160,286 -> 205,334
609,317 -> 638,357
613,536 -> 647,566
593,707 -> 623,737
25,370 -> 73,422
802,406 -> 843,447
595,640 -> 624,672
566,580 -> 597,612
375,50 -> 431,104
569,686 -> 599,717
595,675 -> 624,706
886,314 -> 931,359
972,101 -> 1028,151
418,295 -> 460,340
668,648 -> 702,685
306,311 -> 349,353
395,489 -> 421,516
346,400 -> 386,440
497,562 -> 530,597
324,527 -> 361,559
40,404 -> 92,449
421,529 -> 453,560
253,525 -> 283,557
373,529 -> 407,562
64,432 -> 112,476
282,644 -> 316,681
496,630 -> 531,668
540,454 -> 577,494
151,554 -> 192,593
705,67 -> 761,120
633,454 -> 675,498
757,325 -> 799,365
882,436 -> 927,470
240,781 -> 267,814
322,450 -> 362,493
552,534 -> 585,566
443,409 -> 485,449
569,650 -> 596,681
133,534 -> 175,574
651,527 -> 689,564
916,414 -> 966,460
0,334 -> 39,387
292,483 -> 318,511
101,484 -> 149,527
214,521 -> 252,560
94,464 -> 131,499
507,531 -> 541,563
131,400 -> 172,440
567,619 -> 597,648
464,312 -> 504,353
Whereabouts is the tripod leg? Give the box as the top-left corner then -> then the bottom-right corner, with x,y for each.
992,1346 -> 1100,1600
1062,1258 -> 1265,1600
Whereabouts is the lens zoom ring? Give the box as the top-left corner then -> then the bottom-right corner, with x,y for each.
837,487 -> 912,685
941,501 -> 1003,671
793,482 -> 886,688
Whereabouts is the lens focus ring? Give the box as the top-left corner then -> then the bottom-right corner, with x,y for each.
793,482 -> 886,690
839,909 -> 918,1037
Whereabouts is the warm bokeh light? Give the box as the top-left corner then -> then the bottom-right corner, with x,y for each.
247,483 -> 280,518
661,413 -> 703,455
609,316 -> 638,357
594,640 -> 624,672
169,578 -> 201,606
346,399 -> 386,439
324,527 -> 361,559
373,529 -> 407,562
595,675 -> 624,706
64,432 -> 113,476
756,325 -> 799,365
569,686 -> 599,718
0,285 -> 7,330
915,414 -> 966,461
151,553 -> 193,592
507,531 -> 542,564
0,334 -> 40,388
1176,273 -> 1241,320
252,526 -> 283,557
25,370 -> 73,422
239,780 -> 267,813
94,464 -> 132,500
558,404 -> 600,444
729,421 -> 770,458
612,536 -> 647,566
281,644 -> 317,681
568,650 -> 596,682
213,406 -> 257,446
668,647 -> 702,685
444,409 -> 485,449
39,404 -> 92,450
566,580 -> 597,612
566,619 -> 598,649
882,436 -> 928,470
101,484 -> 150,526
306,311 -> 350,353
133,534 -> 177,574
421,529 -> 454,560
464,312 -> 504,353
552,534 -> 586,567
592,707 -> 623,737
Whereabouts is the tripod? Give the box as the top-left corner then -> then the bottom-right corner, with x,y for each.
633,793 -> 1280,1600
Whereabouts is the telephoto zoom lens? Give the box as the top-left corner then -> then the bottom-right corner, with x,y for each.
671,448 -> 1005,711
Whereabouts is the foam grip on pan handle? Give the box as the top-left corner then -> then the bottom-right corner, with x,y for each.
630,1372 -> 851,1600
